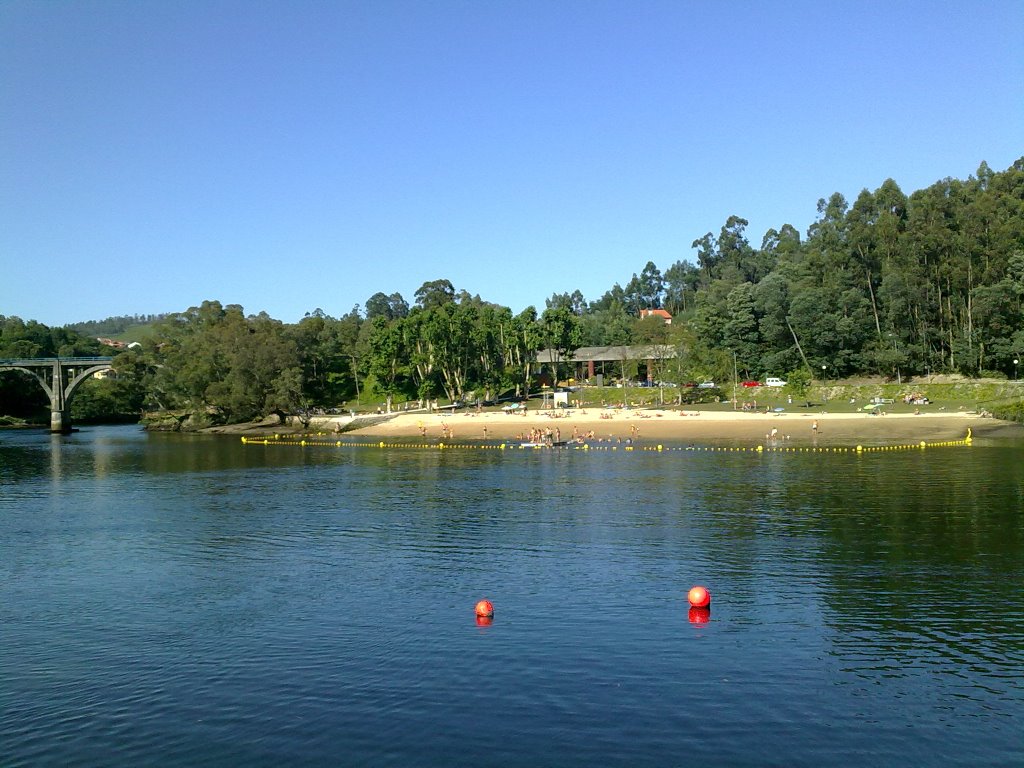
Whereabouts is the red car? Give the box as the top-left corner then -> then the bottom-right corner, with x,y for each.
741,380 -> 761,387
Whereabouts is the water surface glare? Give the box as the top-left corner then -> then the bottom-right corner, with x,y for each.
1,426 -> 1022,766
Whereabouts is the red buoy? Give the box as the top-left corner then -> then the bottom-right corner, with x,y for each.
687,585 -> 711,608
475,615 -> 493,627
475,599 -> 494,618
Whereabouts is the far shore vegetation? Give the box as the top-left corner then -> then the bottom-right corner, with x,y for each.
3,158 -> 1024,428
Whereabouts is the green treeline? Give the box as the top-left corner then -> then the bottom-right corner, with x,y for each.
2,158 -> 1022,426
65,314 -> 168,338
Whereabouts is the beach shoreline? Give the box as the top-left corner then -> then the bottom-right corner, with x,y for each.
285,407 -> 1011,445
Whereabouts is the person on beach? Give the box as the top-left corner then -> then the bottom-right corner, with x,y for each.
811,420 -> 818,434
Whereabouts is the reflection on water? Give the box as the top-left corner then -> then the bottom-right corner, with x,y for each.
0,425 -> 1021,766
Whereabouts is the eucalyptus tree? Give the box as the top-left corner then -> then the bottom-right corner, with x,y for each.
289,310 -> 347,406
508,307 -> 541,398
692,281 -> 733,349
760,224 -> 802,260
662,260 -> 701,315
402,309 -> 438,405
716,216 -> 763,284
752,273 -> 799,376
619,262 -> 665,313
364,292 -> 409,321
538,306 -> 583,386
967,252 -> 1024,373
691,232 -> 719,286
846,182 -> 907,344
638,261 -> 665,308
891,176 -> 973,372
424,300 -> 478,403
545,289 -> 586,315
401,299 -> 479,404
414,279 -> 456,310
472,304 -> 514,402
591,283 -> 626,312
622,274 -> 645,315
335,307 -> 364,400
365,315 -> 411,412
786,284 -> 876,378
721,282 -> 761,373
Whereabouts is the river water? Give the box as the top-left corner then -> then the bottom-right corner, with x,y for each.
1,425 -> 1022,766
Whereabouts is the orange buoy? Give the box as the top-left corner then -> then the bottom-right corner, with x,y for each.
475,614 -> 493,627
474,599 -> 494,618
687,585 -> 711,608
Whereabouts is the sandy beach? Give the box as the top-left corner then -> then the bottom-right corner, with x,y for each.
298,407 -> 1011,446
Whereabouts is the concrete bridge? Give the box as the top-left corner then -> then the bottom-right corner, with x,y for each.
0,357 -> 113,432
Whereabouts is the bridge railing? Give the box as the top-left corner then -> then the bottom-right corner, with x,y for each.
0,357 -> 114,366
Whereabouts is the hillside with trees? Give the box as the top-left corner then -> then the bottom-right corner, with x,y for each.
2,158 -> 1022,426
65,314 -> 168,340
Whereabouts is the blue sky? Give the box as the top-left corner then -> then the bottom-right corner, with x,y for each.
2,0 -> 1022,327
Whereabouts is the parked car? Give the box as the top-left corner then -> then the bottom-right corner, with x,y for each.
697,381 -> 716,389
765,377 -> 787,387
741,380 -> 761,387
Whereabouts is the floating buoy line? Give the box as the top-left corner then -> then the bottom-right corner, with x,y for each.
241,429 -> 973,455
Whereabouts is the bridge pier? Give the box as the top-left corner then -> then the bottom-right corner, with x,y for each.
49,360 -> 70,433
51,409 -> 69,434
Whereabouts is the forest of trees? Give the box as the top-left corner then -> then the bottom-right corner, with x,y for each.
65,314 -> 168,338
2,159 -> 1022,425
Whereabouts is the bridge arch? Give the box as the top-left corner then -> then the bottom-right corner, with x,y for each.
0,357 -> 113,432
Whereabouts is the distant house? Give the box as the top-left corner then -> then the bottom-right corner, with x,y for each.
639,308 -> 672,325
96,338 -> 142,351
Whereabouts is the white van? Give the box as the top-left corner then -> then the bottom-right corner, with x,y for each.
765,377 -> 787,387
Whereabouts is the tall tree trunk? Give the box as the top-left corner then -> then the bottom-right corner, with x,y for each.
349,355 -> 361,399
867,270 -> 883,341
786,317 -> 813,375
967,259 -> 974,358
948,294 -> 955,370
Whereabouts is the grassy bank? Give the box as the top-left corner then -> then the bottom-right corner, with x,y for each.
339,377 -> 1023,417
0,415 -> 35,428
989,399 -> 1024,424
